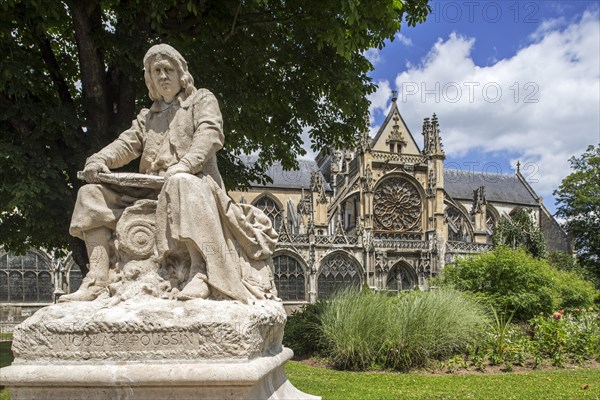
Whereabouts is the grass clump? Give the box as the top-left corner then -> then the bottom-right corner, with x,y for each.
319,288 -> 488,371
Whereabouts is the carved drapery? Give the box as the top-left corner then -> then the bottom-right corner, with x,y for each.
373,177 -> 422,232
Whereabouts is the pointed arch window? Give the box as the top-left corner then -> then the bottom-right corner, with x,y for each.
0,250 -> 53,303
273,254 -> 306,301
446,206 -> 473,242
254,196 -> 283,231
386,263 -> 417,292
342,193 -> 359,231
317,254 -> 361,299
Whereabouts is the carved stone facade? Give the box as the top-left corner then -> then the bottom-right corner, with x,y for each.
0,99 -> 571,316
226,96 -> 571,307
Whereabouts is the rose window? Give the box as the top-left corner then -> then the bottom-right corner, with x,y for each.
373,177 -> 422,232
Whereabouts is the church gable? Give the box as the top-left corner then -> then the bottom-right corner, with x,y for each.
371,96 -> 421,156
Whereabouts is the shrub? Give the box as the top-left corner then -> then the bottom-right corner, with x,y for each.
551,269 -> 596,309
442,247 -> 556,321
319,288 -> 488,371
283,301 -> 327,357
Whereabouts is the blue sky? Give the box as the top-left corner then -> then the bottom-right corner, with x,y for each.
363,0 -> 600,215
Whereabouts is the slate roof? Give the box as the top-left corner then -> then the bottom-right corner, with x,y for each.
444,169 -> 539,206
241,156 -> 538,206
241,156 -> 331,191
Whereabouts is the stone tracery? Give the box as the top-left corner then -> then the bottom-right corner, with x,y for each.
373,177 -> 422,232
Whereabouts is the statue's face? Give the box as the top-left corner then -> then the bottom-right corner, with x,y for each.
150,57 -> 181,102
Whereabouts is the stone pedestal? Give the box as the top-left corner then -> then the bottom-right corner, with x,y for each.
0,298 -> 319,400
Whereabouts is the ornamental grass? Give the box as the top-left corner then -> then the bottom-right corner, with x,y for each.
319,288 -> 489,371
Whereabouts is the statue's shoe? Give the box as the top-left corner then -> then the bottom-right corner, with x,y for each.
58,278 -> 107,302
177,273 -> 210,301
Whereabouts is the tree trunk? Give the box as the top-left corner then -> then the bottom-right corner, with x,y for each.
69,0 -> 111,150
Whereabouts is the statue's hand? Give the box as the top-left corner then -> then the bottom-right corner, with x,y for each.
82,163 -> 110,183
165,163 -> 190,179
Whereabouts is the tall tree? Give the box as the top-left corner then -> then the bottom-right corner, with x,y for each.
0,0 -> 431,270
554,145 -> 600,280
492,208 -> 547,258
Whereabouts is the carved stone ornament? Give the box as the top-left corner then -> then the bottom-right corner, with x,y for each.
363,165 -> 375,192
375,252 -> 389,273
373,177 -> 422,232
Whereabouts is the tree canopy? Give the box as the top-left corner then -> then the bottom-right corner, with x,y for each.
554,145 -> 600,281
0,0 -> 431,268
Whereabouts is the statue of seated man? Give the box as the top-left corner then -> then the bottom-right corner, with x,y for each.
60,44 -> 278,303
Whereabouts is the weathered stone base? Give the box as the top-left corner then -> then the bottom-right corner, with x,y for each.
1,347 -> 319,400
11,298 -> 287,362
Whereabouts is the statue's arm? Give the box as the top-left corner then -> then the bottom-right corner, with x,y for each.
178,90 -> 225,174
86,110 -> 147,169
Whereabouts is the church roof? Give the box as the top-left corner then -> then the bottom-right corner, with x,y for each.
444,169 -> 539,206
241,156 -> 331,191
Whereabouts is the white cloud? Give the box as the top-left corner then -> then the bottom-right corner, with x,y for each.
396,33 -> 413,46
363,48 -> 382,65
367,80 -> 392,118
391,10 -> 600,203
529,17 -> 567,41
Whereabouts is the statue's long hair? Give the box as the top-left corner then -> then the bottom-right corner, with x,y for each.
143,44 -> 196,102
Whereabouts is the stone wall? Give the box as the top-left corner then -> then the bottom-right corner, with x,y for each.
540,207 -> 572,253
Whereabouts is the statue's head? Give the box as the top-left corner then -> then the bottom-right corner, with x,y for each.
143,44 -> 196,102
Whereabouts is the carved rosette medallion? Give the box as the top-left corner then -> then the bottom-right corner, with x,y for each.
116,199 -> 158,260
373,177 -> 422,232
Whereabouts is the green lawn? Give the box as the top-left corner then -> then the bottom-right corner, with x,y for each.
286,361 -> 600,400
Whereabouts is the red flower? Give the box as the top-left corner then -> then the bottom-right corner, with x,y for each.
552,312 -> 563,320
